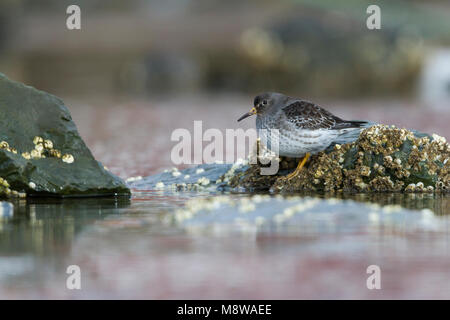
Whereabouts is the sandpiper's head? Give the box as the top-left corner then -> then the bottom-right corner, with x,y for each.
237,92 -> 286,122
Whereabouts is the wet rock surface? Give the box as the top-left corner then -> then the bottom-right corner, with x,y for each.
0,73 -> 129,197
127,162 -> 249,192
229,125 -> 450,193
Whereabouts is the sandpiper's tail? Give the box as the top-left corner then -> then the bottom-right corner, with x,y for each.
344,120 -> 369,128
333,119 -> 369,129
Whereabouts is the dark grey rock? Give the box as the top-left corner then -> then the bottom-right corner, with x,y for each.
0,73 -> 130,197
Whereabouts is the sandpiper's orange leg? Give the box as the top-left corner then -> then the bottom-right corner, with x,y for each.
286,152 -> 311,180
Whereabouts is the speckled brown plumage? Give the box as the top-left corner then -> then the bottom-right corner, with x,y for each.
282,100 -> 367,130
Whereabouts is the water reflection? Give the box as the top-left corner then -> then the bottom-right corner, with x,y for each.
1,192 -> 449,258
0,197 -> 131,256
0,191 -> 449,298
298,192 -> 450,216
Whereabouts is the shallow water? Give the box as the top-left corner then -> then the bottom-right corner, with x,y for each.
1,98 -> 450,299
1,189 -> 449,299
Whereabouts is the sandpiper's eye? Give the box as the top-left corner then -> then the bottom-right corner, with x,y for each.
262,100 -> 267,105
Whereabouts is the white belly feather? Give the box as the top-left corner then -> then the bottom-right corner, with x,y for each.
256,115 -> 361,158
258,127 -> 339,157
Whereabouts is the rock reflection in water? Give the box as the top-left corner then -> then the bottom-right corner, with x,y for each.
0,197 -> 131,256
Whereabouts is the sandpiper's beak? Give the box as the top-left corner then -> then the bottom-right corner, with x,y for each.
237,107 -> 257,122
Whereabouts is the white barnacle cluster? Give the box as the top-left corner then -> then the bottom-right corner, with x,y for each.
156,166 -> 216,191
360,166 -> 371,177
197,177 -> 210,186
363,124 -> 414,150
364,125 -> 380,139
368,212 -> 380,223
0,141 -> 18,154
382,204 -> 403,213
432,133 -> 447,144
125,176 -> 143,183
333,144 -> 345,164
373,163 -> 385,175
16,136 -> 75,164
273,197 -> 321,224
432,133 -> 448,151
23,136 -> 46,159
155,181 -> 165,190
383,155 -> 393,166
62,154 -> 74,164
164,167 -> 182,177
172,195 -> 276,224
0,177 -> 9,189
172,171 -> 181,177
251,194 -> 271,203
405,182 -> 434,193
169,167 -> 181,177
0,177 -> 26,198
172,196 -> 233,223
436,179 -> 448,191
171,176 -> 211,191
216,158 -> 249,185
399,128 -> 415,142
421,208 -> 434,219
247,138 -> 279,166
238,198 -> 257,213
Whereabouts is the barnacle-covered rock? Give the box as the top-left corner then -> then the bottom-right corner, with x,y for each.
128,162 -> 250,192
0,73 -> 130,197
229,125 -> 450,193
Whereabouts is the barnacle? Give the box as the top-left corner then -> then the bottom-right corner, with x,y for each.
0,136 -> 81,197
172,171 -> 181,177
22,152 -> 31,160
49,149 -> 62,158
0,141 -> 9,149
33,136 -> 43,145
62,154 -> 74,164
30,149 -> 42,159
35,143 -> 44,152
1,135 -> 73,165
0,176 -> 26,198
43,139 -> 53,149
155,182 -> 165,190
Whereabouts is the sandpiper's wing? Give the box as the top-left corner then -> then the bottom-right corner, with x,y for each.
282,100 -> 366,130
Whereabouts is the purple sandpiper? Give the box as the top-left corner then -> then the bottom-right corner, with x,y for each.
238,92 -> 368,179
